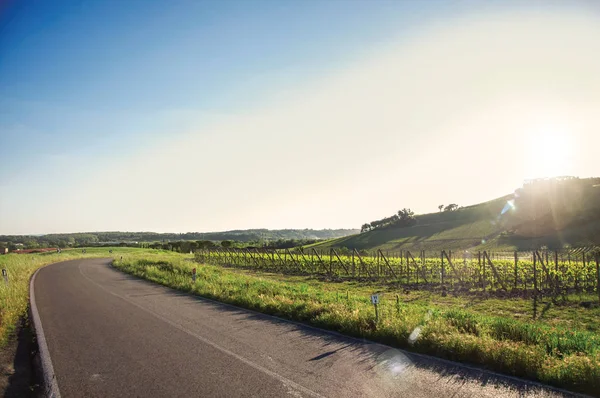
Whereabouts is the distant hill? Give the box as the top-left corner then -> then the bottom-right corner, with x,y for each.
308,177 -> 600,252
0,229 -> 358,248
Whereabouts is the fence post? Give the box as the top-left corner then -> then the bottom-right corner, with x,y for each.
478,251 -> 482,288
405,251 -> 409,283
554,250 -> 559,297
440,251 -> 445,286
421,250 -> 425,283
481,251 -> 486,290
514,251 -> 518,289
415,251 -> 419,285
596,253 -> 600,304
533,251 -> 538,319
406,251 -> 410,285
582,252 -> 587,289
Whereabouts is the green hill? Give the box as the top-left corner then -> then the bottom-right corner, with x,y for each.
310,177 -> 600,252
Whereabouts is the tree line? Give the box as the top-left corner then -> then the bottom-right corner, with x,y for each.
139,238 -> 321,253
361,208 -> 417,233
0,229 -> 358,250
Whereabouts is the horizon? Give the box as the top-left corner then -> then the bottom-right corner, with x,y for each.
2,1 -> 600,235
4,177 -> 590,237
0,183 -> 520,235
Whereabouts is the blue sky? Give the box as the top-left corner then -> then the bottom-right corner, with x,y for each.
1,0 -> 437,188
1,1 -> 599,234
1,1 -> 407,157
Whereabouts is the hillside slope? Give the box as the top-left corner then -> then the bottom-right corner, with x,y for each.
311,177 -> 600,252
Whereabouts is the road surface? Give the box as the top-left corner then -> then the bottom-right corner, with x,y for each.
33,259 -> 574,398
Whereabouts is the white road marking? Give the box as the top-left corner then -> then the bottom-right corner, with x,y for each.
78,263 -> 324,398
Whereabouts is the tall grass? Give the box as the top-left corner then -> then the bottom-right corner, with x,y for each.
114,252 -> 600,395
0,248 -> 133,347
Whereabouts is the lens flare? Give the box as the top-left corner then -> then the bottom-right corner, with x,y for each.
500,199 -> 516,215
408,326 -> 422,345
375,348 -> 413,377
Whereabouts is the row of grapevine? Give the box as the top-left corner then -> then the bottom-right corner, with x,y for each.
194,247 -> 600,298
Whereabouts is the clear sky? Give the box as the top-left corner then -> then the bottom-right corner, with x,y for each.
1,0 -> 599,235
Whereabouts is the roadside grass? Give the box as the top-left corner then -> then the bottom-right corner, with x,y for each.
0,247 -> 136,347
259,274 -> 600,334
114,251 -> 600,395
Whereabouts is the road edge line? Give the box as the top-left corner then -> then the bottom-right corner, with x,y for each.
30,266 -> 61,398
192,294 -> 589,398
111,260 -> 588,398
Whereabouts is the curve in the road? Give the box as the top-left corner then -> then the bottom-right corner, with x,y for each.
32,258 -> 577,398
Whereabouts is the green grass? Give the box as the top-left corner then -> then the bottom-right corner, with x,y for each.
2,247 -> 598,394
0,247 -> 137,347
309,196 -> 511,251
309,184 -> 600,252
114,250 -> 600,395
195,249 -> 600,296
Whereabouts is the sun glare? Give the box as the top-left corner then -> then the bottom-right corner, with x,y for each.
525,123 -> 573,180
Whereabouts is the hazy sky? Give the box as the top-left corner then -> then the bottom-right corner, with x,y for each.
1,1 -> 599,235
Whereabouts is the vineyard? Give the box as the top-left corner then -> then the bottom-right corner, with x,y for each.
195,247 -> 600,300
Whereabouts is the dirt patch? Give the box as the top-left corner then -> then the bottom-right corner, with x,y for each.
0,317 -> 41,398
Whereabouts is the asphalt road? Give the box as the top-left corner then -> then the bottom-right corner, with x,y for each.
33,258 -> 575,398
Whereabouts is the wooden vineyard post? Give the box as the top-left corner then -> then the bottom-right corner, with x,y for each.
421,250 -> 426,284
554,250 -> 559,298
439,250 -> 447,296
533,251 -> 537,291
533,251 -> 538,319
285,249 -> 300,272
415,251 -> 419,285
481,251 -> 486,290
377,250 -> 396,280
352,250 -> 355,277
574,251 -> 579,292
440,251 -> 445,286
406,250 -> 427,285
483,252 -> 507,291
582,252 -> 587,289
514,251 -> 518,290
332,249 -> 349,275
406,251 -> 410,285
311,248 -> 327,275
353,249 -> 371,277
478,251 -> 483,289
405,251 -> 409,284
596,253 -> 600,304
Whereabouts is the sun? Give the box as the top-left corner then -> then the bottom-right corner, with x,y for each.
524,124 -> 573,180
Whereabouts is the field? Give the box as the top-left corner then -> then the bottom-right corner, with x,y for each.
113,249 -> 600,395
195,248 -> 600,301
2,247 -> 599,395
